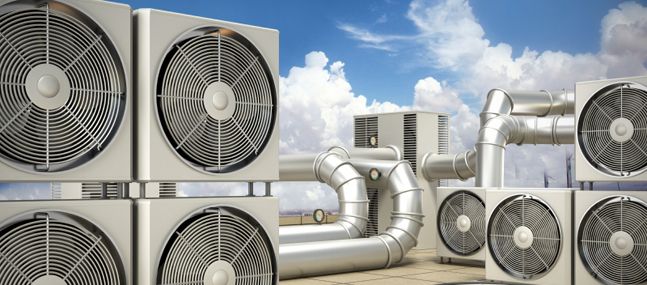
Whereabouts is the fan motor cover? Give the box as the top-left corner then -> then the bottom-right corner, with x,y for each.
438,190 -> 486,256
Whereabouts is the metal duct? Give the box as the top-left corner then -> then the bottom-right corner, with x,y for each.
328,145 -> 402,161
475,115 -> 575,187
280,160 -> 423,279
421,148 -> 477,180
480,89 -> 574,125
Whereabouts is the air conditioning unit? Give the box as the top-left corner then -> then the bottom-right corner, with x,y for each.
354,111 -> 449,249
485,188 -> 572,284
0,199 -> 132,284
136,196 -> 278,285
52,182 -> 177,199
437,187 -> 486,262
0,0 -> 132,182
135,9 -> 279,182
575,76 -> 647,182
574,190 -> 647,285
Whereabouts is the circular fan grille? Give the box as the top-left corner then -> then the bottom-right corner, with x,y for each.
0,1 -> 126,173
487,194 -> 561,280
438,190 -> 485,256
578,196 -> 647,285
578,82 -> 647,177
156,28 -> 276,173
0,211 -> 124,284
158,207 -> 276,285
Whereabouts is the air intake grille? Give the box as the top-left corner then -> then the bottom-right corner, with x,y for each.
488,194 -> 561,280
438,190 -> 485,256
403,114 -> 417,175
82,183 -> 119,199
578,196 -> 647,285
354,116 -> 378,148
438,114 -> 449,186
578,82 -> 647,177
157,28 -> 276,174
158,207 -> 276,285
158,182 -> 177,198
0,2 -> 126,173
365,188 -> 379,238
0,211 -> 124,284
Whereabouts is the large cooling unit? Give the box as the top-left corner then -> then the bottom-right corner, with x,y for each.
575,76 -> 647,182
354,111 -> 449,249
135,9 -> 279,182
0,199 -> 132,284
437,187 -> 486,262
136,197 -> 279,285
485,188 -> 572,284
0,0 -> 132,182
574,190 -> 647,285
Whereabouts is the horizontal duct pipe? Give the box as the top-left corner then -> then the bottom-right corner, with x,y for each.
421,148 -> 477,181
480,88 -> 574,126
280,160 -> 423,279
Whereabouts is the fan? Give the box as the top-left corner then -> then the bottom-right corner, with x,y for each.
438,190 -> 485,256
488,194 -> 562,280
156,28 -> 276,174
0,1 -> 126,173
578,82 -> 647,177
0,211 -> 124,284
578,195 -> 647,285
157,206 -> 276,285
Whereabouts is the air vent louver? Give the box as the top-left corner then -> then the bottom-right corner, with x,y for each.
438,190 -> 485,256
438,114 -> 449,186
353,116 -> 378,148
365,188 -> 379,238
403,114 -> 417,174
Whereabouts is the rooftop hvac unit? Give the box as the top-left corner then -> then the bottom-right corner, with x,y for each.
485,188 -> 572,284
0,0 -> 132,182
575,76 -> 647,182
574,190 -> 647,285
136,197 -> 278,285
52,182 -> 177,199
135,9 -> 279,182
437,187 -> 486,262
0,199 -> 132,284
354,111 -> 449,249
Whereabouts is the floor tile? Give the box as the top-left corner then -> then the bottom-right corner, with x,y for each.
311,272 -> 385,283
352,277 -> 438,285
408,271 -> 482,283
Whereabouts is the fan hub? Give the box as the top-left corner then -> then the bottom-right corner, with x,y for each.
456,214 -> 472,233
25,64 -> 71,110
203,260 -> 235,285
609,231 -> 634,257
32,275 -> 67,285
204,82 -> 236,120
610,118 -> 634,143
513,226 -> 534,249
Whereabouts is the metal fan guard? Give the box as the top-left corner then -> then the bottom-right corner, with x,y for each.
437,190 -> 486,256
578,195 -> 647,285
578,81 -> 647,177
0,1 -> 127,174
155,27 -> 277,174
156,205 -> 277,285
487,194 -> 562,280
0,210 -> 125,284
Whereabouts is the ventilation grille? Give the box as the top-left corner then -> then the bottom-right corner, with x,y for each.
157,28 -> 276,174
158,207 -> 276,284
578,196 -> 647,285
0,211 -> 123,284
0,2 -> 126,173
353,116 -> 378,148
365,188 -> 380,238
50,182 -> 61,199
438,190 -> 485,256
403,114 -> 417,175
578,82 -> 647,177
438,114 -> 449,186
158,182 -> 177,198
488,194 -> 561,280
82,183 -> 119,199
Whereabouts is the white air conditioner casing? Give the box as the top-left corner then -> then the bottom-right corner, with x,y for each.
0,199 -> 132,284
354,111 -> 449,249
136,196 -> 279,285
52,182 -> 177,199
135,9 -> 279,182
437,187 -> 486,262
575,76 -> 647,182
0,0 -> 132,182
485,188 -> 572,284
574,190 -> 647,285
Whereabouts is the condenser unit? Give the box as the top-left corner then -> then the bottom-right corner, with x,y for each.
575,76 -> 647,182
0,0 -> 132,182
485,188 -> 572,284
354,111 -> 449,249
0,199 -> 132,284
135,9 -> 279,182
437,187 -> 486,262
52,182 -> 177,199
136,196 -> 278,285
574,190 -> 647,285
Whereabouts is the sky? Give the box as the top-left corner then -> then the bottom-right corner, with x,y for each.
2,0 -> 647,213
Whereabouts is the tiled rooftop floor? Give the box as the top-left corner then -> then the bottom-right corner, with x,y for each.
281,249 -> 487,285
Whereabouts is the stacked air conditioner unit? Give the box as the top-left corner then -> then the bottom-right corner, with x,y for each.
354,111 -> 449,249
437,187 -> 486,262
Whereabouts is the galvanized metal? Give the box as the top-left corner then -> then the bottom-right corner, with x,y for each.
421,148 -> 477,180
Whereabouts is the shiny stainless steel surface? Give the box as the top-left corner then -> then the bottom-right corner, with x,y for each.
480,89 -> 574,126
422,148 -> 477,180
